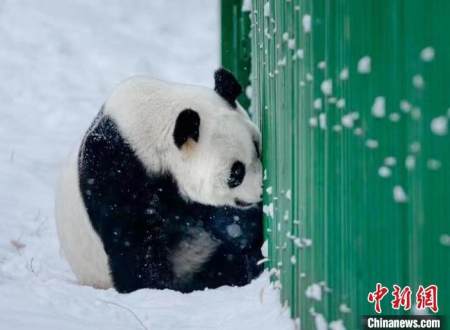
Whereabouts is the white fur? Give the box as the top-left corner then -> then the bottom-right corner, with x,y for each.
55,149 -> 112,288
170,228 -> 220,281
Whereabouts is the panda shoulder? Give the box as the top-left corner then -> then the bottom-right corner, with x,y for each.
103,76 -> 170,116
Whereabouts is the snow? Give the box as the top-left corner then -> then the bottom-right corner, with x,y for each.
389,112 -> 401,122
320,79 -> 333,95
341,113 -> 357,128
430,116 -> 448,136
427,159 -> 442,171
302,15 -> 312,33
288,39 -> 296,49
305,283 -> 322,301
371,96 -> 386,118
285,189 -> 291,200
400,100 -> 412,113
412,74 -> 425,89
357,56 -> 371,74
393,185 -> 408,203
226,224 -> 242,238
314,98 -> 323,110
0,1 -> 293,329
420,47 -> 435,62
263,203 -> 274,218
384,157 -> 397,167
264,2 -> 271,17
309,116 -> 319,127
318,61 -> 326,69
365,139 -> 379,149
405,155 -> 416,170
242,0 -> 252,12
339,303 -> 351,313
319,113 -> 327,129
339,67 -> 349,80
336,98 -> 346,109
329,319 -> 346,330
440,234 -> 450,247
314,313 -> 328,330
333,125 -> 343,132
378,166 -> 391,178
261,240 -> 269,258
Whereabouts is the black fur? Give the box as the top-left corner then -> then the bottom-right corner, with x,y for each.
78,111 -> 263,293
173,109 -> 200,149
214,68 -> 242,108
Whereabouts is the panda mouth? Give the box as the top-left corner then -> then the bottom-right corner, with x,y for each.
234,199 -> 254,208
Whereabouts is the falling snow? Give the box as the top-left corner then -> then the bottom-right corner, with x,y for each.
285,190 -> 292,200
372,96 -> 386,118
365,139 -> 379,149
412,74 -> 424,89
389,112 -> 401,122
339,304 -> 352,313
410,142 -> 421,153
320,79 -> 333,95
263,203 -> 274,218
242,0 -> 252,11
420,47 -> 435,62
319,113 -> 327,129
333,125 -> 343,132
264,2 -> 271,17
400,100 -> 412,113
288,38 -> 296,49
302,14 -> 311,32
339,67 -> 349,80
329,319 -> 346,330
378,166 -> 391,178
440,234 -> 450,247
357,56 -> 371,74
314,98 -> 323,110
393,185 -> 408,203
427,159 -> 442,171
430,116 -> 448,136
305,283 -> 322,301
385,157 -> 397,167
405,155 -> 416,170
309,116 -> 319,127
314,314 -> 328,330
341,112 -> 358,128
261,240 -> 269,258
336,98 -> 346,109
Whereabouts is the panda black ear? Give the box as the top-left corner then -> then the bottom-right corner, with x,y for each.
214,68 -> 242,108
173,109 -> 200,149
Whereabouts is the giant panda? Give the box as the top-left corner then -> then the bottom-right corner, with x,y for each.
55,69 -> 264,293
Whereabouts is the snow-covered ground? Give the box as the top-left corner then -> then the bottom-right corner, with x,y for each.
0,1 -> 293,329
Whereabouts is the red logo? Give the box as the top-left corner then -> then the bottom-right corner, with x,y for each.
368,284 -> 438,314
368,283 -> 389,313
416,285 -> 439,313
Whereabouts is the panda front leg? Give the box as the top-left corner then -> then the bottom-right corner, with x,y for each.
102,223 -> 175,293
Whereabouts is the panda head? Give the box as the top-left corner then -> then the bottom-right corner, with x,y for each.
104,69 -> 262,209
170,69 -> 262,208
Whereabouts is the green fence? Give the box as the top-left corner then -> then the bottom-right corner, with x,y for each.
222,0 -> 450,328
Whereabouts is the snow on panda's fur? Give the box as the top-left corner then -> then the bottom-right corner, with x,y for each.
55,69 -> 263,293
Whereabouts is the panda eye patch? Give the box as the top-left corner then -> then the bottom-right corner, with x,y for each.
228,161 -> 246,188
